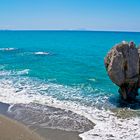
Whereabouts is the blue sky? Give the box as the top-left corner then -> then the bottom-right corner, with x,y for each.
0,0 -> 140,31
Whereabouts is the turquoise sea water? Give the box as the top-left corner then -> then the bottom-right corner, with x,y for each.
1,31 -> 140,139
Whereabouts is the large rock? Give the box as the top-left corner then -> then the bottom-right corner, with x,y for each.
104,41 -> 139,87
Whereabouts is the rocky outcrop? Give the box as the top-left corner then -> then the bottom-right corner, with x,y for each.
104,41 -> 140,100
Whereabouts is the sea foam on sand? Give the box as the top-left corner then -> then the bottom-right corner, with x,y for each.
0,75 -> 139,140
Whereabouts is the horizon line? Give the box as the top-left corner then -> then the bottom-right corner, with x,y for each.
0,29 -> 140,33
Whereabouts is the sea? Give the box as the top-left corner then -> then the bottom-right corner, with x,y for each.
0,31 -> 140,140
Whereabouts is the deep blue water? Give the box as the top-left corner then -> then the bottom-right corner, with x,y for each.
0,31 -> 140,107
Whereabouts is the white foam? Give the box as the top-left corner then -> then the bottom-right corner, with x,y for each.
34,52 -> 49,55
88,78 -> 96,82
0,48 -> 17,51
0,76 -> 139,140
16,69 -> 30,75
0,69 -> 30,76
80,113 -> 140,140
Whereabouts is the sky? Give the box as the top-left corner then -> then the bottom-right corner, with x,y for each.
0,0 -> 140,31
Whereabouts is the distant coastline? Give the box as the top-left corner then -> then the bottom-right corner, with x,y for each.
0,29 -> 140,33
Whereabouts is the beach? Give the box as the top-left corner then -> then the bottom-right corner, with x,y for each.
0,115 -> 43,140
0,115 -> 81,140
0,102 -> 82,140
0,102 -> 43,140
36,128 -> 81,140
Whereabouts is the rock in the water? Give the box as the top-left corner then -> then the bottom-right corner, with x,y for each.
104,41 -> 139,100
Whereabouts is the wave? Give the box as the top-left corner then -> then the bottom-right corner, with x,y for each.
0,48 -> 18,51
34,52 -> 50,55
0,69 -> 30,76
0,76 -> 139,139
88,78 -> 96,82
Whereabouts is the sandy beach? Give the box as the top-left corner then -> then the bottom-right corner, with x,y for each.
35,127 -> 82,140
0,115 -> 81,140
0,115 -> 43,140
0,102 -> 82,140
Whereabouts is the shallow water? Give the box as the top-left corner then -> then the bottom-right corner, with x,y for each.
0,31 -> 140,139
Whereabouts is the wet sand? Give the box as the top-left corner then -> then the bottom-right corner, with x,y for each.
35,127 -> 82,140
0,102 -> 82,140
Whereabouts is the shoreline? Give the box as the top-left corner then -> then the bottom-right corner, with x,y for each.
0,102 -> 82,140
35,127 -> 82,140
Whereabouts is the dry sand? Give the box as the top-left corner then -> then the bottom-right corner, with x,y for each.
0,115 -> 43,140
